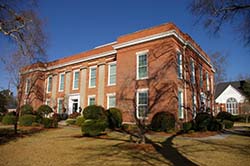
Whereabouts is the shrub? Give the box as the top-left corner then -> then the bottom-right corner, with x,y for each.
68,112 -> 81,119
0,114 -> 4,122
66,118 -> 76,125
43,118 -> 52,128
195,112 -> 212,131
20,104 -> 33,115
2,114 -> 16,125
81,119 -> 108,136
216,112 -> 233,121
151,112 -> 176,132
37,105 -> 53,117
222,120 -> 234,129
83,105 -> 107,120
208,118 -> 222,131
19,115 -> 36,126
107,108 -> 122,129
31,122 -> 40,126
75,116 -> 85,126
183,121 -> 193,132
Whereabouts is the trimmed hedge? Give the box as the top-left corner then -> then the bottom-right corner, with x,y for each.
2,114 -> 16,125
151,112 -> 175,132
66,119 -> 76,125
19,115 -> 36,126
75,116 -> 85,126
20,104 -> 33,115
43,118 -> 58,128
183,121 -> 193,133
216,112 -> 233,121
222,120 -> 234,129
81,119 -> 108,136
37,105 -> 53,117
195,112 -> 212,131
83,105 -> 107,120
107,108 -> 122,129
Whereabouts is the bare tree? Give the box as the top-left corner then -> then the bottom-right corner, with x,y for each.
241,102 -> 250,123
189,0 -> 250,47
210,52 -> 227,84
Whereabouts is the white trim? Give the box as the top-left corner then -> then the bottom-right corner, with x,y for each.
57,98 -> 64,113
136,88 -> 149,119
136,51 -> 148,80
72,70 -> 80,90
108,61 -> 117,86
88,95 -> 96,106
89,66 -> 97,88
46,75 -> 52,93
58,72 -> 65,92
95,41 -> 117,48
107,93 -> 116,109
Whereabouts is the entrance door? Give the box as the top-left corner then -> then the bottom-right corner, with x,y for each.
68,95 -> 80,114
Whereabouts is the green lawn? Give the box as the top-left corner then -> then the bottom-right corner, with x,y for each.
0,125 -> 249,166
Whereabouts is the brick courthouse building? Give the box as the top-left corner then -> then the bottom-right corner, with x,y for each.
20,23 -> 215,123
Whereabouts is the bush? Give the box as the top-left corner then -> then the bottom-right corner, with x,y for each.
75,116 -> 85,126
0,114 -> 4,122
107,108 -> 122,129
37,105 -> 53,117
20,104 -> 33,115
83,105 -> 107,120
81,119 -> 108,136
59,113 -> 68,120
208,118 -> 222,131
66,118 -> 76,125
183,121 -> 193,132
216,112 -> 233,121
43,118 -> 58,128
2,114 -> 16,125
68,112 -> 81,119
195,112 -> 212,131
151,112 -> 176,132
19,115 -> 36,126
222,120 -> 234,129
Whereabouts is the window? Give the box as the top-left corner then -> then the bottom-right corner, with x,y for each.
107,93 -> 116,108
190,59 -> 195,84
177,52 -> 183,79
73,70 -> 79,90
57,98 -> 64,114
136,89 -> 148,119
45,99 -> 51,106
58,73 -> 65,92
226,98 -> 238,115
47,76 -> 52,93
137,52 -> 148,79
88,95 -> 96,106
199,65 -> 203,88
108,62 -> 116,86
178,89 -> 184,119
206,72 -> 210,91
89,66 -> 96,88
25,78 -> 30,94
192,93 -> 197,117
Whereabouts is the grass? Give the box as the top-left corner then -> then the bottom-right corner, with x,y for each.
0,125 -> 249,166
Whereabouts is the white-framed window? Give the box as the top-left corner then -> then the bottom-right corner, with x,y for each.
89,66 -> 97,88
57,98 -> 64,114
58,73 -> 65,92
206,72 -> 210,91
47,75 -> 52,93
136,88 -> 148,119
190,59 -> 195,84
45,99 -> 51,106
136,51 -> 148,80
73,70 -> 80,90
177,52 -> 183,79
178,89 -> 184,119
25,78 -> 30,94
88,95 -> 96,106
192,93 -> 197,117
107,93 -> 116,108
200,65 -> 203,88
226,98 -> 238,115
108,62 -> 116,86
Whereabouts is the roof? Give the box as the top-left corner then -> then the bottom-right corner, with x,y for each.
215,80 -> 247,99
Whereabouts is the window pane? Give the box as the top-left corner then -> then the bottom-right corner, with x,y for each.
48,76 -> 52,92
138,106 -> 147,118
178,90 -> 183,118
108,95 -> 116,108
90,68 -> 96,87
74,71 -> 79,89
139,55 -> 147,66
89,97 -> 95,105
139,66 -> 147,78
58,100 -> 63,113
137,90 -> 148,118
109,64 -> 116,85
138,54 -> 148,79
60,74 -> 65,91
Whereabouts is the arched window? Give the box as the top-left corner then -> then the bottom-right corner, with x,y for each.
226,98 -> 238,115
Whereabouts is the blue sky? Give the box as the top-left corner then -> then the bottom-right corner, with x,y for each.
1,0 -> 249,91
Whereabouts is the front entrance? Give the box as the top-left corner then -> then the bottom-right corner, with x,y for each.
68,94 -> 80,115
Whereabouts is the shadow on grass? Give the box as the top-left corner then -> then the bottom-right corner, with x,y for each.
0,126 -> 43,145
146,133 -> 199,166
